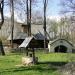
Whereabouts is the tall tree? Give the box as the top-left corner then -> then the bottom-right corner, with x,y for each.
26,0 -> 36,36
0,0 -> 5,55
26,0 -> 29,36
29,0 -> 32,36
0,0 -> 4,29
60,0 -> 75,43
43,0 -> 48,49
26,0 -> 32,36
10,0 -> 14,48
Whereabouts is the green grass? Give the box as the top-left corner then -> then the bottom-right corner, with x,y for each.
0,52 -> 75,75
36,52 -> 75,62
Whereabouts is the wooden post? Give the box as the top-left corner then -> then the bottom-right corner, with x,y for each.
26,47 -> 28,56
32,48 -> 35,64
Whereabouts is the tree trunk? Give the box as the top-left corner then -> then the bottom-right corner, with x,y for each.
26,0 -> 29,36
10,0 -> 14,48
26,0 -> 32,56
43,0 -> 47,49
26,0 -> 31,36
0,39 -> 5,55
0,0 -> 4,29
29,0 -> 31,36
0,0 -> 5,55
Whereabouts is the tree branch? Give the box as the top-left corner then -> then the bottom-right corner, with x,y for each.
0,0 -> 4,29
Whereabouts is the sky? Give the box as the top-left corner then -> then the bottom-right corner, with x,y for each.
47,0 -> 60,16
46,0 -> 61,21
4,0 -> 61,22
34,0 -> 61,16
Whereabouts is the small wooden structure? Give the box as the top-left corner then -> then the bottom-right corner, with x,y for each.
48,39 -> 73,53
19,33 -> 48,48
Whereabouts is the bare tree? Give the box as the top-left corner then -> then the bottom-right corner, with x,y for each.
43,0 -> 48,49
32,11 -> 43,24
0,0 -> 4,29
10,0 -> 14,48
26,0 -> 32,36
60,0 -> 75,14
26,0 -> 36,36
0,0 -> 5,55
60,0 -> 75,41
60,1 -> 75,73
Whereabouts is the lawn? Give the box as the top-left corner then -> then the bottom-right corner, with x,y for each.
0,52 -> 75,75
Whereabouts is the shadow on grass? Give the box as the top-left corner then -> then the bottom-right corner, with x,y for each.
0,62 -> 67,74
37,62 -> 67,66
0,65 -> 56,73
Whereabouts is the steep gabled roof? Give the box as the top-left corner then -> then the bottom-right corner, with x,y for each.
7,32 -> 28,40
34,32 -> 47,40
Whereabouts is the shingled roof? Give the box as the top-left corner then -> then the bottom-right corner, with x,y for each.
34,32 -> 47,40
19,32 -> 48,48
7,32 -> 28,40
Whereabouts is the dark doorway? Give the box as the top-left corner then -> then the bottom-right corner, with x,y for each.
55,45 -> 67,53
